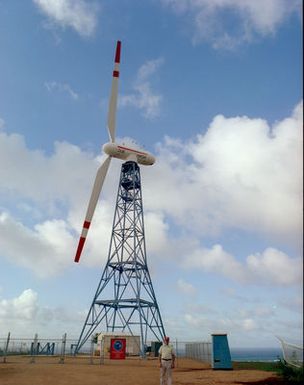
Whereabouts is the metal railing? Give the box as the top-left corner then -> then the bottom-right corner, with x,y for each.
176,340 -> 211,363
0,332 -> 93,364
0,332 -> 212,365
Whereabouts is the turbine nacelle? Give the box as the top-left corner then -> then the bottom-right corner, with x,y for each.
103,142 -> 155,165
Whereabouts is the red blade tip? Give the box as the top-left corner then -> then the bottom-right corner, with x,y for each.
74,237 -> 86,263
115,41 -> 121,63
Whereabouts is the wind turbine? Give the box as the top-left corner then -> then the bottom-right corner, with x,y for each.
73,41 -> 165,355
74,40 -> 155,263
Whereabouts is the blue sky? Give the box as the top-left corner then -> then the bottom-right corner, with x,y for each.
0,0 -> 302,349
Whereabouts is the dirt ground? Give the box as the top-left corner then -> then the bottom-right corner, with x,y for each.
0,356 -> 284,385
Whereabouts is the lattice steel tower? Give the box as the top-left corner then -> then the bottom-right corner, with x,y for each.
75,160 -> 166,356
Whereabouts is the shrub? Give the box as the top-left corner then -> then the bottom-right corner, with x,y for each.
276,359 -> 303,384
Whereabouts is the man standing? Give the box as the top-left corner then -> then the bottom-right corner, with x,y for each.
158,336 -> 176,385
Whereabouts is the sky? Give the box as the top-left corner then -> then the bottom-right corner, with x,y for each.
0,0 -> 302,349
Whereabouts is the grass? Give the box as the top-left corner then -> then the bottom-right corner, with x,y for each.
233,361 -> 281,371
233,360 -> 304,384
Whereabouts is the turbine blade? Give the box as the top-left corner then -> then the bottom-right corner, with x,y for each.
107,40 -> 121,142
74,156 -> 111,263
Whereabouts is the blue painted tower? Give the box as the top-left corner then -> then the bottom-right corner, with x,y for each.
75,161 -> 166,356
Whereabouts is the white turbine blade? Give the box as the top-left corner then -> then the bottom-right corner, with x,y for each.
107,40 -> 121,142
74,156 -> 111,263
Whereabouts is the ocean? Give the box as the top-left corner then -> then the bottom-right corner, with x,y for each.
230,347 -> 283,362
176,344 -> 283,362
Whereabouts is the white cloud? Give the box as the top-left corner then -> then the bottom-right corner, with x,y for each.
0,289 -> 85,337
183,312 -> 260,334
0,132 -> 115,275
33,0 -> 98,37
184,313 -> 201,327
0,289 -> 38,321
45,81 -> 79,100
182,244 -> 246,282
145,211 -> 170,256
0,133 -> 100,208
137,58 -> 164,81
0,102 -> 302,284
0,118 -> 5,130
175,292 -> 302,344
179,243 -> 302,286
241,318 -> 258,331
247,248 -> 303,286
145,101 -> 303,243
119,58 -> 164,119
161,0 -> 301,49
279,296 -> 303,313
0,213 -> 74,278
177,278 -> 197,296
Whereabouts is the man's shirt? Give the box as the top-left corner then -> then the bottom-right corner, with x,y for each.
159,344 -> 175,360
